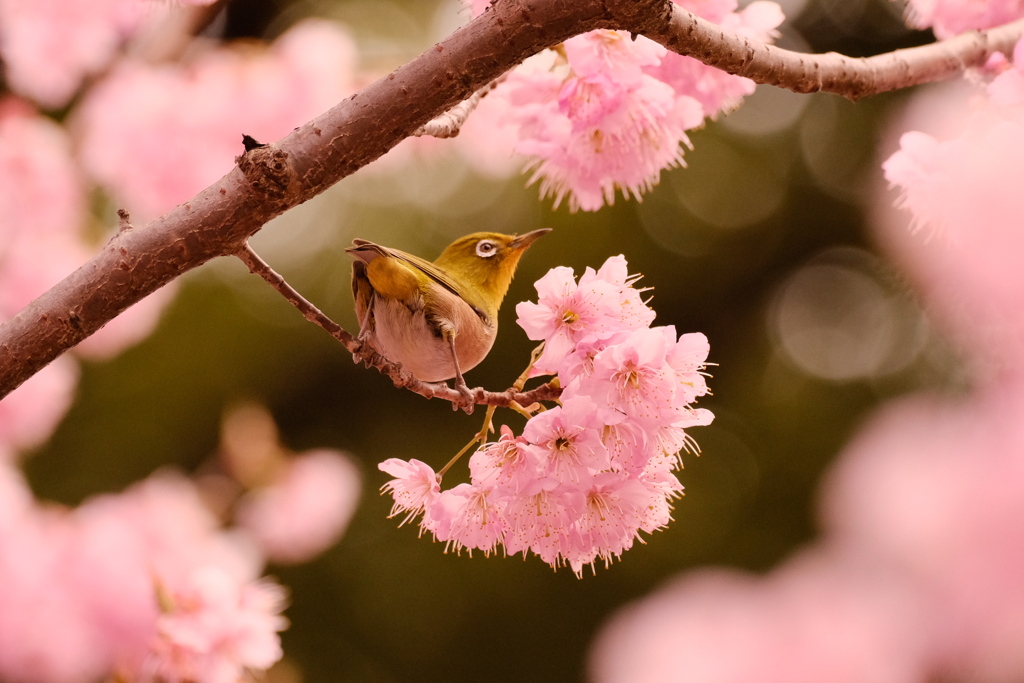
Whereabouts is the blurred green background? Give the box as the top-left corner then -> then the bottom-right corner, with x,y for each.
24,0 -> 965,681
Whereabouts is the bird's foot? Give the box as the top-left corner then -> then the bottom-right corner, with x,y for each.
451,380 -> 475,414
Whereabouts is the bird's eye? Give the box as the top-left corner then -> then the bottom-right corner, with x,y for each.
475,240 -> 498,258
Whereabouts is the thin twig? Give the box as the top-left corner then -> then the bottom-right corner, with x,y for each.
235,242 -> 562,410
413,76 -> 507,138
235,243 -> 360,352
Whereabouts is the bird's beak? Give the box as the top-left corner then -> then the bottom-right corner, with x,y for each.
510,228 -> 552,250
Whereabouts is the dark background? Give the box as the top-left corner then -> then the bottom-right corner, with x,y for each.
25,1 -> 959,681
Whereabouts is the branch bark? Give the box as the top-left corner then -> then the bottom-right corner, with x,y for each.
1,0 -> 1022,398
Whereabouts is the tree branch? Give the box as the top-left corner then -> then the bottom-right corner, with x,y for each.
1,0 -> 1022,398
235,243 -> 562,412
646,8 -> 1024,100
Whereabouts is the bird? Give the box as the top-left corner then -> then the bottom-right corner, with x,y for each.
346,229 -> 551,397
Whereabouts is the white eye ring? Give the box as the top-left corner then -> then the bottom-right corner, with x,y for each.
476,240 -> 498,258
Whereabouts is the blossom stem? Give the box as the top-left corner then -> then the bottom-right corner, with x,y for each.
437,428 -> 488,480
413,76 -> 506,139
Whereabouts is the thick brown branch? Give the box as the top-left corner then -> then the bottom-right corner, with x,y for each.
1,0 -> 1022,397
235,244 -> 562,411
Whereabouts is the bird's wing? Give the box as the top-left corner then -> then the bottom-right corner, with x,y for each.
347,240 -> 464,299
350,260 -> 374,332
347,240 -> 488,321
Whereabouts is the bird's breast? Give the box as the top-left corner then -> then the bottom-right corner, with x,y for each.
368,285 -> 496,382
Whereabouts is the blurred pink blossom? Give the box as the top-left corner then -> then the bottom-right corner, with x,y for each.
0,0 -> 218,109
0,464 -> 32,527
148,567 -> 288,683
382,257 -> 713,575
0,102 -> 176,458
0,99 -> 84,248
590,550 -> 929,683
236,450 -> 362,564
0,471 -> 284,683
0,0 -> 146,108
823,388 -> 1024,682
76,19 -> 359,222
881,37 -> 1024,376
0,507 -> 115,683
0,359 -> 79,463
903,0 -> 1024,38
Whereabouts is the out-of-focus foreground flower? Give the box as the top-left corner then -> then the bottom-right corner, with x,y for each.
588,14 -> 1024,683
0,403 -> 361,683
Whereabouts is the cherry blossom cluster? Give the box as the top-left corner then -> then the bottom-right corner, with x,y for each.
590,14 -> 1024,683
464,0 -> 785,211
380,256 -> 713,576
0,405 -> 360,683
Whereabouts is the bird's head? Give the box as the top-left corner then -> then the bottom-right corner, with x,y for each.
434,229 -> 551,314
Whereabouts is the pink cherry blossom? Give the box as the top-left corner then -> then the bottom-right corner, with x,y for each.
468,425 -> 541,493
424,483 -> 505,555
0,508 -> 109,683
501,480 -> 586,567
571,327 -> 680,422
0,99 -> 84,247
0,470 -> 277,683
988,38 -> 1024,105
569,472 -> 665,572
507,36 -> 705,211
236,450 -> 362,565
0,465 -> 32,528
522,397 -> 611,482
669,332 -> 712,404
0,99 -> 175,387
647,1 -> 783,118
516,257 -> 656,374
379,458 -> 441,524
903,0 -> 1024,39
149,567 -> 288,683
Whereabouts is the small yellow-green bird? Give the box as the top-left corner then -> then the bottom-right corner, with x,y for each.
347,229 -> 551,392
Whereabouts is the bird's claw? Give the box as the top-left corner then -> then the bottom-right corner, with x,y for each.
452,382 -> 475,414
